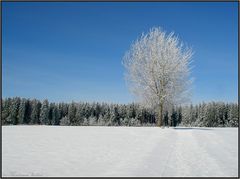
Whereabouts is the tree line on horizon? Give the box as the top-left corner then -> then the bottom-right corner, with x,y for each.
1,97 -> 238,127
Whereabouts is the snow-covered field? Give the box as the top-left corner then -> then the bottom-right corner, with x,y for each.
2,126 -> 238,177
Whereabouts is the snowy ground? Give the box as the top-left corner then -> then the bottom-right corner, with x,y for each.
2,126 -> 238,177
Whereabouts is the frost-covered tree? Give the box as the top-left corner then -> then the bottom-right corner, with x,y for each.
50,104 -> 60,125
103,107 -> 111,125
75,104 -> 84,125
177,106 -> 182,125
228,103 -> 238,127
194,102 -> 207,127
127,103 -> 136,119
215,102 -> 225,127
39,99 -> 49,125
163,111 -> 168,126
224,103 -> 230,126
89,116 -> 97,126
48,103 -> 59,125
128,118 -> 141,126
82,117 -> 89,126
123,27 -> 193,127
170,107 -> 177,127
135,105 -> 144,125
2,98 -> 12,125
3,97 -> 238,127
30,99 -> 41,124
98,115 -> 105,126
112,105 -> 121,126
84,103 -> 91,119
95,103 -> 101,121
60,116 -> 70,126
68,102 -> 77,125
61,103 -> 69,117
24,99 -> 32,124
9,97 -> 21,125
181,106 -> 191,127
18,98 -> 27,124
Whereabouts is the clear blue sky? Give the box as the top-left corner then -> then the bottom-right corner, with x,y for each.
2,2 -> 238,104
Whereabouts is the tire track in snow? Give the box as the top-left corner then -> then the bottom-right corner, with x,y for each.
192,128 -> 238,177
129,128 -> 178,176
162,128 -> 225,177
3,126 -> 237,177
103,128 -> 176,176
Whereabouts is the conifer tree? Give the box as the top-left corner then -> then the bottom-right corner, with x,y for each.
68,102 -> 77,125
52,105 -> 60,125
2,98 -> 12,125
30,99 -> 41,124
40,99 -> 49,125
18,98 -> 27,124
9,97 -> 21,125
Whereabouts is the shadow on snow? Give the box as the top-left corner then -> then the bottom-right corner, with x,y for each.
173,127 -> 213,130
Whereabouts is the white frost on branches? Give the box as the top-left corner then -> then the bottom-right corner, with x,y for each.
123,27 -> 193,112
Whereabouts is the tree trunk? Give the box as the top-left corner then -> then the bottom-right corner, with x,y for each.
157,102 -> 163,127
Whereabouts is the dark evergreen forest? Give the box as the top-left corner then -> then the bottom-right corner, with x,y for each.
1,97 -> 238,127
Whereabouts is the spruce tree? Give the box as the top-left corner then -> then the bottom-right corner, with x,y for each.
54,105 -> 60,125
30,99 -> 41,124
2,98 -> 12,125
60,116 -> 70,126
75,104 -> 84,125
9,97 -> 20,125
39,99 -> 49,125
68,102 -> 76,125
18,98 -> 27,124
229,103 -> 238,127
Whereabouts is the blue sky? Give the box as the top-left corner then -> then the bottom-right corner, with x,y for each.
2,2 -> 238,104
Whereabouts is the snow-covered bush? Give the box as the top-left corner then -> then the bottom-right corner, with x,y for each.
60,117 -> 70,126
